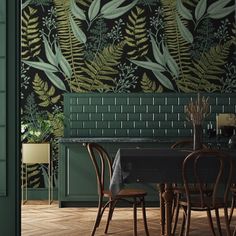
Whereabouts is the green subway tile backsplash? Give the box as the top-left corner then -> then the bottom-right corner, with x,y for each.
90,113 -> 102,121
90,129 -> 102,136
110,105 -> 121,113
64,93 -> 236,138
103,113 -> 115,121
115,129 -> 128,136
102,129 -> 116,137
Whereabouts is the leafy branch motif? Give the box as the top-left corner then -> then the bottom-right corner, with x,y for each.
71,0 -> 139,30
75,42 -> 125,92
111,62 -> 138,93
161,0 -> 191,82
178,40 -> 233,92
22,36 -> 71,91
85,18 -> 109,61
22,164 -> 41,188
21,6 -> 41,60
125,6 -> 149,59
47,112 -> 64,138
191,18 -> 216,60
129,35 -> 179,91
141,72 -> 163,93
54,0 -> 85,89
177,0 -> 235,31
22,93 -> 52,142
220,63 -> 236,93
33,73 -> 61,107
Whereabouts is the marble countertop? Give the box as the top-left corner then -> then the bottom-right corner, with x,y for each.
59,137 -> 161,143
59,136 -> 229,146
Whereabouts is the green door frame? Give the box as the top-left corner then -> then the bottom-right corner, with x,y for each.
0,0 -> 20,235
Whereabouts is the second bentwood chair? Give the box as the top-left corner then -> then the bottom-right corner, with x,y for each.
86,143 -> 149,236
229,185 -> 236,224
177,149 -> 233,236
170,140 -> 209,234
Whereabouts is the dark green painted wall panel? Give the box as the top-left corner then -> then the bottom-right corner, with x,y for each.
0,127 -> 6,158
0,59 -> 5,89
0,24 -> 5,57
0,161 -> 6,195
0,0 -> 6,198
0,0 -> 5,21
0,0 -> 20,235
0,93 -> 6,125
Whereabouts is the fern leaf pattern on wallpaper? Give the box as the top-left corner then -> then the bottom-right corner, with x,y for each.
21,6 -> 41,60
125,6 -> 149,59
77,0 -> 93,8
33,73 -> 61,107
22,164 -> 41,188
178,40 -> 233,93
161,0 -> 191,82
53,0 -> 85,90
78,42 -> 125,92
141,72 -> 163,93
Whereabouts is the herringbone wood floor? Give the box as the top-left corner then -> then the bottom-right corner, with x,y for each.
22,201 -> 236,236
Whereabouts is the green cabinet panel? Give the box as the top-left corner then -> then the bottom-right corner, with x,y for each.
59,143 -> 97,205
59,141 -> 169,207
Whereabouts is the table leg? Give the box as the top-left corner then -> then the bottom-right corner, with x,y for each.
162,183 -> 174,236
158,183 -> 165,236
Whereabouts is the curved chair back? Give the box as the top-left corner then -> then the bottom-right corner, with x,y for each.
171,139 -> 207,150
86,143 -> 113,196
182,149 -> 233,208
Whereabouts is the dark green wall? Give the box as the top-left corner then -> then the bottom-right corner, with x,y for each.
20,0 -> 236,190
0,0 -> 20,235
0,0 -> 6,197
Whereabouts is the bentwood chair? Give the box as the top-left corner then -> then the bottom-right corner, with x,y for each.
178,149 -> 233,236
171,139 -> 207,150
86,143 -> 149,236
229,185 -> 236,224
170,140 -> 209,234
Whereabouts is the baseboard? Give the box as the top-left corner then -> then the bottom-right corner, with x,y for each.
22,188 -> 58,200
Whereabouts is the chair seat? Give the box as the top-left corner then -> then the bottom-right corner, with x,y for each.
173,185 -> 212,195
230,186 -> 236,194
179,196 -> 226,210
103,189 -> 147,198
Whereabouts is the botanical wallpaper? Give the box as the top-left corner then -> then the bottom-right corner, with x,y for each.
21,0 -> 236,188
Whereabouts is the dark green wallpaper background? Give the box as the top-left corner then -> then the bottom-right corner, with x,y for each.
21,0 -> 236,188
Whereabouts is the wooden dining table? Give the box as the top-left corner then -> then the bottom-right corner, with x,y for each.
109,148 -> 235,236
